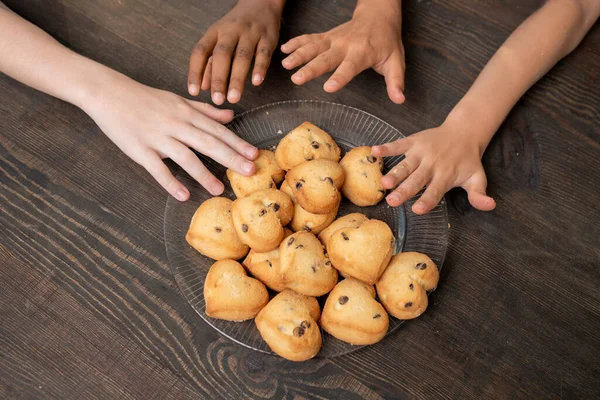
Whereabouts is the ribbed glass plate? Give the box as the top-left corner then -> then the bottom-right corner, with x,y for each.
164,100 -> 448,358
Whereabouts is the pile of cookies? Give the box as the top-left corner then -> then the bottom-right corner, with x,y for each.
186,122 -> 439,361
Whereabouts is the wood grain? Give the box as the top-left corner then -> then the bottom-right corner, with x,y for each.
1,0 -> 599,399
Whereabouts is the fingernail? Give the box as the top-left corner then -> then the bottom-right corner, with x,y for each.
212,182 -> 224,195
324,80 -> 337,91
414,201 -> 425,209
227,89 -> 240,103
212,92 -> 224,104
242,161 -> 254,174
246,145 -> 259,159
388,194 -> 400,203
252,74 -> 263,85
189,83 -> 199,95
176,188 -> 189,201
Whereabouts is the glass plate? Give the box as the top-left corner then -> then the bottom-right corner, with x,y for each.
164,100 -> 448,358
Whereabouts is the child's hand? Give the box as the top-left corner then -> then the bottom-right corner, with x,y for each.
188,0 -> 283,105
84,71 -> 258,202
281,3 -> 405,104
371,124 -> 497,214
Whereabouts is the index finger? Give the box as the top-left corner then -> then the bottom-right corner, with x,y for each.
188,32 -> 217,96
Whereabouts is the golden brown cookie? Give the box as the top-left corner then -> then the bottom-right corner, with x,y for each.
242,228 -> 293,292
376,252 -> 439,320
226,150 -> 285,198
280,181 -> 338,234
321,278 -> 389,345
255,290 -> 322,361
186,197 -> 249,261
231,189 -> 293,252
285,159 -> 344,214
339,146 -> 386,206
317,212 -> 369,248
278,231 -> 338,297
327,219 -> 395,285
275,122 -> 341,170
204,260 -> 269,321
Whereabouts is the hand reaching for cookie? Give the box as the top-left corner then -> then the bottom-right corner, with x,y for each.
188,0 -> 285,104
371,122 -> 497,215
281,0 -> 405,104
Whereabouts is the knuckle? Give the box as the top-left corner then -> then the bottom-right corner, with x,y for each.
214,42 -> 233,54
257,47 -> 272,57
192,41 -> 209,56
211,78 -> 226,87
236,47 -> 252,59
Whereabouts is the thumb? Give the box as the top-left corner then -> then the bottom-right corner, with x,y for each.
462,170 -> 496,211
381,52 -> 406,104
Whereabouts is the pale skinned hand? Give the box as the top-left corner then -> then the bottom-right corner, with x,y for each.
280,4 -> 406,104
84,72 -> 258,202
188,0 -> 283,105
372,124 -> 497,214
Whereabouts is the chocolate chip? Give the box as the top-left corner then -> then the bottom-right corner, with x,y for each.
311,265 -> 316,273
259,209 -> 267,217
241,224 -> 248,233
293,326 -> 305,337
338,295 -> 349,305
305,156 -> 314,161
311,141 -> 320,149
373,314 -> 381,319
269,181 -> 274,188
296,244 -> 304,249
409,283 -> 414,291
214,227 -> 222,232
301,320 -> 311,329
303,225 -> 312,232
341,232 -> 349,241
295,181 -> 303,190
378,189 -> 386,194
323,176 -> 333,185
416,262 -> 427,270
287,237 -> 294,246
325,261 -> 331,266
267,260 -> 272,268
405,302 -> 413,308
367,155 -> 377,163
273,203 -> 280,212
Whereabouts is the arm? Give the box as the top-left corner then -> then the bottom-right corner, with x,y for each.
281,0 -> 406,104
0,3 -> 258,200
187,0 -> 286,104
372,0 -> 600,214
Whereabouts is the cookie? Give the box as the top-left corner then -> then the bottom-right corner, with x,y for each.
204,260 -> 269,321
278,231 -> 338,297
317,212 -> 368,248
376,252 -> 439,320
186,197 -> 249,260
226,150 -> 285,198
275,122 -> 341,170
339,146 -> 386,206
231,189 -> 293,252
327,219 -> 395,285
321,278 -> 389,345
255,290 -> 322,361
242,228 -> 293,292
285,159 -> 344,214
280,181 -> 338,234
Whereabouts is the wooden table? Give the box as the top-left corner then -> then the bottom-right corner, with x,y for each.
1,0 -> 599,398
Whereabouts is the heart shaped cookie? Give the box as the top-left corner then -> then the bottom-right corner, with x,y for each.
275,122 -> 341,170
285,159 -> 344,214
231,189 -> 293,252
186,197 -> 249,261
278,231 -> 338,297
227,150 -> 284,198
321,278 -> 389,345
327,219 -> 395,284
242,228 -> 293,292
376,252 -> 439,320
317,212 -> 368,248
204,260 -> 269,321
255,290 -> 322,361
280,181 -> 338,235
339,146 -> 386,206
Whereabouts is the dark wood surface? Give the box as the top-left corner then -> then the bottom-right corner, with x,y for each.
1,0 -> 599,398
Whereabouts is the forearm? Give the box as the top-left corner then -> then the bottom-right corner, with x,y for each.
355,0 -> 401,18
0,4 -> 117,110
239,0 -> 285,13
446,0 -> 600,152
